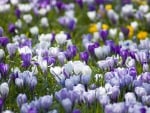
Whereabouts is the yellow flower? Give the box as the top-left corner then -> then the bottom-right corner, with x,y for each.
127,25 -> 134,37
88,24 -> 98,33
105,4 -> 112,11
137,31 -> 148,40
102,24 -> 109,30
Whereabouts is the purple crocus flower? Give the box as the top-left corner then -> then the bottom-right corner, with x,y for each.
66,45 -> 77,59
44,56 -> 55,65
100,30 -> 109,41
56,1 -> 64,10
66,33 -> 71,40
95,0 -> 104,4
72,109 -> 81,113
40,95 -> 53,111
122,0 -> 131,5
0,63 -> 9,77
105,40 -> 115,51
119,49 -> 128,65
68,19 -> 76,30
0,37 -> 9,46
121,27 -> 129,37
15,8 -> 21,18
129,67 -> 137,79
0,98 -> 3,111
38,0 -> 50,8
8,24 -> 16,33
88,42 -> 99,55
21,53 -> 32,68
88,4 -> 95,11
80,51 -> 89,63
29,76 -> 37,91
7,43 -> 17,57
17,93 -> 27,108
28,107 -> 38,113
75,0 -> 83,8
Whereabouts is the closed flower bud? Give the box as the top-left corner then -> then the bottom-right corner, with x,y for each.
143,63 -> 149,72
65,79 -> 74,90
0,82 -> 9,97
40,17 -> 49,27
135,87 -> 147,98
0,49 -> 5,60
17,93 -> 27,108
61,98 -> 72,113
15,78 -> 24,88
40,95 -> 53,110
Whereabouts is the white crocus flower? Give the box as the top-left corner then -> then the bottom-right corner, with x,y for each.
39,33 -> 53,42
109,28 -> 117,38
15,19 -> 22,28
40,17 -> 49,27
38,8 -> 47,16
0,4 -> 10,12
82,65 -> 92,76
65,10 -> 75,18
139,5 -> 149,13
10,0 -> 19,5
94,47 -> 103,59
49,47 -> 59,57
30,26 -> 39,35
18,46 -> 32,54
125,57 -> 135,67
145,13 -> 150,23
39,60 -> 47,73
2,110 -> 14,113
50,66 -> 62,76
121,4 -> 134,17
18,4 -> 32,13
0,82 -> 9,97
0,49 -> 5,60
87,11 -> 96,21
55,32 -> 67,45
131,21 -> 138,31
23,14 -> 33,24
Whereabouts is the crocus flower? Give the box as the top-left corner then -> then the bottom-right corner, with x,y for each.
55,32 -> 67,45
8,24 -> 16,33
65,79 -> 74,90
6,43 -> 17,57
99,30 -> 109,41
40,95 -> 53,111
72,109 -> 81,113
17,93 -> 27,108
21,53 -> 32,68
75,0 -> 83,8
0,63 -> 9,77
40,17 -> 49,27
61,98 -> 72,113
80,51 -> 89,63
135,87 -> 147,98
0,82 -> 9,98
0,49 -> 5,60
0,37 -> 9,46
15,78 -> 24,88
15,8 -> 21,18
0,98 -> 4,111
